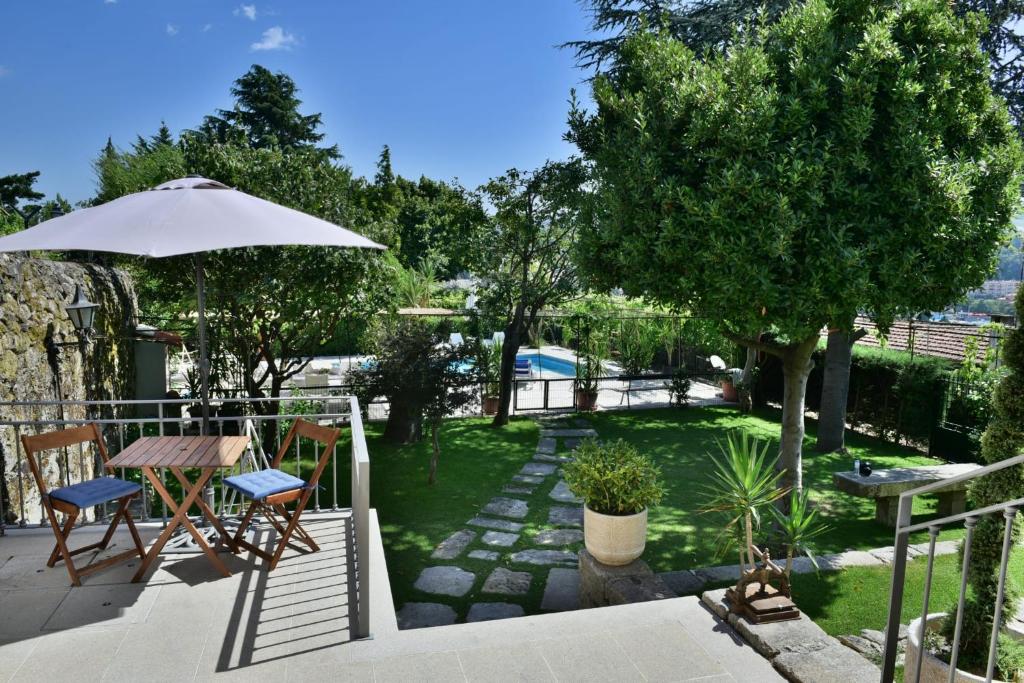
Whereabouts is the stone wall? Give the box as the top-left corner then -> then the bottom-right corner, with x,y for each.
0,254 -> 138,526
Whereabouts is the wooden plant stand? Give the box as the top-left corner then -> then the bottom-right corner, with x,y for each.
726,549 -> 801,624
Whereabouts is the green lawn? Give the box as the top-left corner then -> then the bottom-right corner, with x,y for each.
583,406 -> 952,573
327,404 -> 963,619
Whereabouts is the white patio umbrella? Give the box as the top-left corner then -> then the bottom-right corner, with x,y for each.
0,176 -> 385,433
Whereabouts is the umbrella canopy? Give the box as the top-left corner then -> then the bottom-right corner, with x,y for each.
0,177 -> 383,256
0,176 -> 385,433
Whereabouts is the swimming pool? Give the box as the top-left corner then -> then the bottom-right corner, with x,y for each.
516,352 -> 577,378
455,352 -> 578,378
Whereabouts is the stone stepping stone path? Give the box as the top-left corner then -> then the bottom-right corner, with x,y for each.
468,550 -> 499,561
482,496 -> 529,519
549,480 -> 583,504
431,529 -> 475,560
533,528 -> 583,546
467,516 -> 525,532
414,566 -> 476,597
519,462 -> 557,477
398,417 -> 598,629
548,505 -> 584,528
534,453 -> 574,463
482,567 -> 532,595
510,549 -> 578,566
539,428 -> 598,438
481,530 -> 519,547
396,602 -> 457,629
541,568 -> 581,611
467,602 -> 525,622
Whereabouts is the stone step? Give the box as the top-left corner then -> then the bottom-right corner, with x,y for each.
467,516 -> 525,533
541,567 -> 581,611
413,566 -> 476,597
548,506 -> 583,528
482,567 -> 532,595
481,530 -> 519,547
430,529 -> 475,560
481,496 -> 529,519
396,602 -> 457,630
540,428 -> 598,438
467,602 -> 524,622
549,480 -> 583,504
510,549 -> 578,567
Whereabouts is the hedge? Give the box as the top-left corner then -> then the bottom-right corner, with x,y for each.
756,344 -> 954,446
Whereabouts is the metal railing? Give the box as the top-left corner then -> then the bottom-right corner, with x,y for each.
880,452 -> 1024,682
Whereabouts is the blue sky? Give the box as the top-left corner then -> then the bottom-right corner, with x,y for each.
0,1 -> 594,205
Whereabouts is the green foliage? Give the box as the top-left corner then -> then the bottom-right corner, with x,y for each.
944,285 -> 1024,675
617,318 -> 659,374
666,368 -> 693,407
563,438 -> 666,515
570,0 -> 1024,343
192,64 -> 338,159
364,150 -> 488,277
759,345 -> 954,445
770,489 -> 830,576
700,432 -> 786,564
477,337 -> 502,398
392,254 -> 440,308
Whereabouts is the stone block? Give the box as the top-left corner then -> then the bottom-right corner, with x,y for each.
659,570 -> 705,596
519,462 -> 557,477
481,530 -> 519,547
694,564 -> 742,584
413,566 -> 475,597
541,567 -> 580,611
729,610 -> 832,659
773,641 -> 881,683
533,528 -> 584,546
548,505 -> 583,528
430,529 -> 475,560
482,567 -> 531,595
396,602 -> 457,629
466,602 -> 524,622
509,549 -> 577,566
549,480 -> 583,504
536,437 -> 556,454
481,496 -> 529,519
468,550 -> 499,561
579,549 -> 671,608
466,516 -> 525,533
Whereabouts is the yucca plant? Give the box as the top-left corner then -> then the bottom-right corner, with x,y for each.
700,432 -> 787,572
770,489 -> 830,578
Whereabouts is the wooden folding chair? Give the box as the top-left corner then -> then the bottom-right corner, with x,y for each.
224,418 -> 341,571
21,424 -> 146,586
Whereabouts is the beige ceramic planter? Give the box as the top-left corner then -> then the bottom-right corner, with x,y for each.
583,505 -> 647,566
905,613 -> 1006,683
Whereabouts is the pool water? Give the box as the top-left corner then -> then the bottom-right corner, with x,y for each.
455,352 -> 577,378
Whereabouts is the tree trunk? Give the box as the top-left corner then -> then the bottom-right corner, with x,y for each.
778,336 -> 818,502
816,326 -> 863,453
492,306 -> 526,427
383,396 -> 423,445
738,346 -> 757,413
427,422 -> 440,485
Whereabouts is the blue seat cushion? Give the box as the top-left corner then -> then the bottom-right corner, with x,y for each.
224,469 -> 307,500
49,477 -> 141,509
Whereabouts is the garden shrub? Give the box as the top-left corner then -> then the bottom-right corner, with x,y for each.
564,439 -> 665,515
757,345 -> 953,445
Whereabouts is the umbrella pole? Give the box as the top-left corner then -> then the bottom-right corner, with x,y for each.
195,253 -> 211,435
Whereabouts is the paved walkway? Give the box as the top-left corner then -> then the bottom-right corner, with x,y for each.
398,417 -> 595,628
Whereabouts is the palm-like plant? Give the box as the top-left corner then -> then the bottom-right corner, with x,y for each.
700,432 -> 787,572
770,489 -> 830,578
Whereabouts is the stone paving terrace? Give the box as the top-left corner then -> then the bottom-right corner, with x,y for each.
0,511 -> 781,681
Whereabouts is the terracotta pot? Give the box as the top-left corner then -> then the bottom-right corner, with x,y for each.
906,613 -> 1005,683
721,380 -> 738,402
576,389 -> 598,412
583,505 -> 647,566
482,396 -> 499,415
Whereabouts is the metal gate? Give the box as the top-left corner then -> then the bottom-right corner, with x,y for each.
513,378 -> 577,412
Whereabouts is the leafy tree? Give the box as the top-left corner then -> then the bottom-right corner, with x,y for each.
349,318 -> 476,483
192,64 -> 339,159
364,146 -> 488,277
569,0 -> 1023,495
570,0 -> 1024,451
570,0 -> 1024,131
0,171 -> 45,234
940,286 -> 1024,676
92,138 -> 391,414
476,160 -> 591,426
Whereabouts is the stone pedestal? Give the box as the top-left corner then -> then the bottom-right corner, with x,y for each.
578,549 -> 675,608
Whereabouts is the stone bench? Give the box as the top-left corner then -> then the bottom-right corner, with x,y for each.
833,463 -> 981,527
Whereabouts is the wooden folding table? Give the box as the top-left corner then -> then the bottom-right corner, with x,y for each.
105,435 -> 250,582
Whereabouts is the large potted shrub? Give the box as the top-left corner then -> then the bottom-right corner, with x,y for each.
575,353 -> 603,411
478,339 -> 502,415
564,439 -> 665,565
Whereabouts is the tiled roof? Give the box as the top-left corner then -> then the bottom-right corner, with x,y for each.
842,317 -> 1008,363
